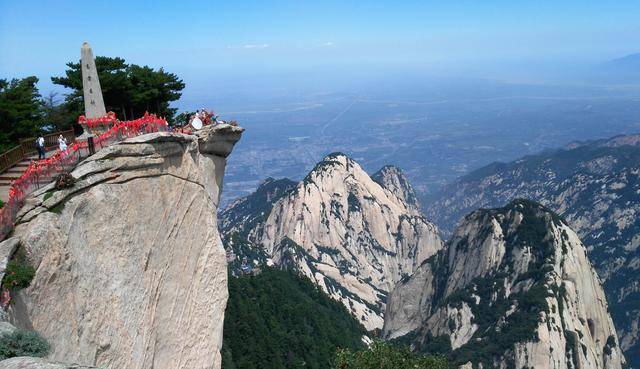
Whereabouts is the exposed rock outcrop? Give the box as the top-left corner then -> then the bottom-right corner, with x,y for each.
385,199 -> 625,369
426,134 -> 640,365
371,165 -> 421,215
221,154 -> 442,330
0,124 -> 242,369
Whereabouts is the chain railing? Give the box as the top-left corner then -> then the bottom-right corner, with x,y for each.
0,113 -> 168,241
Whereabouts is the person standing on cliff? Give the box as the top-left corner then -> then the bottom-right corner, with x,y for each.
58,134 -> 68,152
36,135 -> 45,160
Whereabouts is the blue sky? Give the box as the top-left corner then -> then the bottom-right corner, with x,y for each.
1,0 -> 639,100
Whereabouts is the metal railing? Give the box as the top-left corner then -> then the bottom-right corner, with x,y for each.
0,130 -> 75,173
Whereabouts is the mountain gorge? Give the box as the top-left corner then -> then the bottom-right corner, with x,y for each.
221,153 -> 443,330
385,199 -> 625,368
427,134 -> 640,366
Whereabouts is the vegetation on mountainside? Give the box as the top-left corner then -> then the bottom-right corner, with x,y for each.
397,200 -> 567,368
221,268 -> 367,369
333,340 -> 449,369
221,178 -> 297,273
428,142 -> 640,367
0,328 -> 50,360
52,56 -> 185,123
2,247 -> 35,290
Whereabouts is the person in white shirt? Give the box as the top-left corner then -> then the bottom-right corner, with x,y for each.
36,136 -> 45,159
58,134 -> 68,152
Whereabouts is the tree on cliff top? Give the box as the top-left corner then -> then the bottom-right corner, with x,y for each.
0,77 -> 45,151
52,56 -> 185,123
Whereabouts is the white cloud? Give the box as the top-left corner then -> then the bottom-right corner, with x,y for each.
323,41 -> 335,47
244,43 -> 270,49
227,43 -> 270,49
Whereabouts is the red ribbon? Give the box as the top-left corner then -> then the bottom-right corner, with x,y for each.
0,113 -> 169,241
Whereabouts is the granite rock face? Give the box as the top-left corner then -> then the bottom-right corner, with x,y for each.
221,154 -> 442,330
0,357 -> 100,369
384,200 -> 625,369
0,356 -> 101,369
2,124 -> 242,369
425,134 -> 640,365
371,165 -> 422,215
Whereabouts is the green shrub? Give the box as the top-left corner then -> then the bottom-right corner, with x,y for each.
0,328 -> 50,360
2,248 -> 35,290
333,340 -> 449,369
48,202 -> 66,214
0,199 -> 4,209
43,191 -> 54,202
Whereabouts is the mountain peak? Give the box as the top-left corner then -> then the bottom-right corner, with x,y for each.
372,165 -> 421,214
303,152 -> 360,187
385,199 -> 625,368
479,198 -> 564,224
221,155 -> 443,330
323,151 -> 351,161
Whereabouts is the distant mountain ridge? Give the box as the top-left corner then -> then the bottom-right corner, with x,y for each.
606,53 -> 640,70
564,133 -> 640,150
426,133 -> 640,366
594,53 -> 640,83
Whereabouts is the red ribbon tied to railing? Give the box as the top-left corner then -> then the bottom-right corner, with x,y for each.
0,113 -> 168,241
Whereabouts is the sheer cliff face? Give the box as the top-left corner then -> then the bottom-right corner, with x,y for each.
3,125 -> 242,369
221,154 -> 443,330
426,135 -> 640,364
384,200 -> 625,369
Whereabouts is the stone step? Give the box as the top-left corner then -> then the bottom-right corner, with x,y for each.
0,186 -> 9,203
0,175 -> 21,181
5,167 -> 26,174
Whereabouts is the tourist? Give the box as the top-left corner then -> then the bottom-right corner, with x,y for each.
36,135 -> 45,160
58,134 -> 68,152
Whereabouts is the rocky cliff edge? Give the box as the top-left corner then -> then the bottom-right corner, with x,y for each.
0,124 -> 243,369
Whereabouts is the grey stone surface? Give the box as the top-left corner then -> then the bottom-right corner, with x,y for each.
197,124 -> 244,157
80,42 -> 106,119
5,129 -> 242,369
0,238 -> 20,284
0,321 -> 17,335
0,357 -> 101,369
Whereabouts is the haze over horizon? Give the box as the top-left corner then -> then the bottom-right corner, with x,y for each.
2,0 -> 640,111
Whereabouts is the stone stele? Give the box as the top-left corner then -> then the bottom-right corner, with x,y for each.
81,42 -> 106,119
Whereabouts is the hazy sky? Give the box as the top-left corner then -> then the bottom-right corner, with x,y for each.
1,0 -> 639,101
